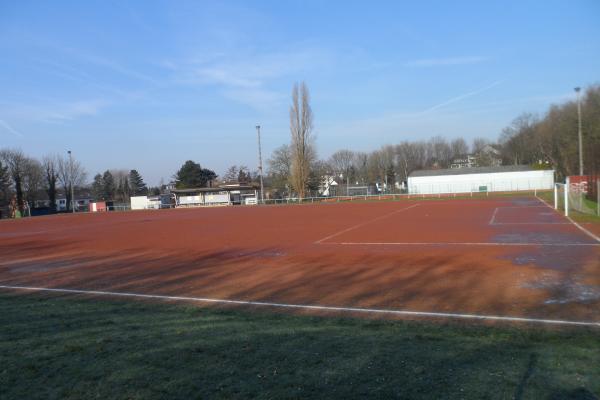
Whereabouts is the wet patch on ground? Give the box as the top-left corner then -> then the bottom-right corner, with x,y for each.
502,245 -> 594,270
492,231 -> 593,244
510,198 -> 543,207
523,274 -> 600,305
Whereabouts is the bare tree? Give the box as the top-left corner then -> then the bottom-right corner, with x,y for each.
110,169 -> 130,203
0,158 -> 12,217
352,152 -> 369,184
57,155 -> 87,211
223,166 -> 239,183
329,149 -> 355,193
267,144 -> 292,194
0,149 -> 27,213
43,155 -> 59,212
22,158 -> 44,206
395,141 -> 427,182
450,138 -> 469,159
471,137 -> 491,154
289,82 -> 314,198
428,136 -> 453,168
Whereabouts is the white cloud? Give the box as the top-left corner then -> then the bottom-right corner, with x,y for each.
404,56 -> 487,67
2,99 -> 109,124
166,47 -> 331,110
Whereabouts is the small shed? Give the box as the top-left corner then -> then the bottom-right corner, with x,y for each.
171,184 -> 259,207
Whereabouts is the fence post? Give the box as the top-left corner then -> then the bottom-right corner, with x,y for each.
554,184 -> 558,209
565,177 -> 569,217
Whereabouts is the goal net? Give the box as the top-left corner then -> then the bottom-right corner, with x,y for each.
347,186 -> 370,196
555,180 -> 600,217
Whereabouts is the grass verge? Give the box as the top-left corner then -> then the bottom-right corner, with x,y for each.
537,191 -> 600,224
1,292 -> 599,399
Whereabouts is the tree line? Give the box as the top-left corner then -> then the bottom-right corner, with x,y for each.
266,83 -> 600,198
0,150 -> 86,216
0,152 -> 226,217
0,149 -> 155,216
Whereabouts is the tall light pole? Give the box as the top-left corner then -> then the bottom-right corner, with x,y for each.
68,150 -> 75,213
255,125 -> 265,204
575,87 -> 583,176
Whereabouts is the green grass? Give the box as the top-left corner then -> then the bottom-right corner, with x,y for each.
1,293 -> 599,399
537,191 -> 600,223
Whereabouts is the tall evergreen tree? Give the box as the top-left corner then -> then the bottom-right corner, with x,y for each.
102,170 -> 115,200
91,173 -> 104,200
175,161 -> 217,188
129,170 -> 147,195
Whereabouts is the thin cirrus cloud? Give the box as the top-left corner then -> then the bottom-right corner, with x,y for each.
420,80 -> 504,113
404,56 -> 488,67
166,48 -> 331,111
0,119 -> 25,138
3,99 -> 109,124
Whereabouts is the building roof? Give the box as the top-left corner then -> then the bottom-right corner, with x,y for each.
171,184 -> 258,194
409,165 -> 543,178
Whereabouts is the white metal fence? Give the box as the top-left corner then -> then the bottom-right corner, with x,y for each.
262,187 -> 548,206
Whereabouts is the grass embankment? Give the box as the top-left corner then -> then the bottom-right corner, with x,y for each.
1,292 -> 599,399
537,191 -> 600,224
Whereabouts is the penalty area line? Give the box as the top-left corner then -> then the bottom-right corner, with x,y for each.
315,203 -> 420,244
0,284 -> 599,328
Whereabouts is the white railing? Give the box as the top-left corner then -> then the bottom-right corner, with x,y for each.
261,188 -> 549,206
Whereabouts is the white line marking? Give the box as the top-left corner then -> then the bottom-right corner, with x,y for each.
315,203 -> 420,244
326,242 -> 600,247
536,196 -> 600,243
1,285 -> 598,328
495,206 -> 549,209
490,223 -> 571,225
489,207 -> 499,225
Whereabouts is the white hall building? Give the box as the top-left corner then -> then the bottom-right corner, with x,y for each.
408,166 -> 554,195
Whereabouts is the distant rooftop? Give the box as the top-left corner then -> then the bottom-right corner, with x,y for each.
171,183 -> 259,194
409,165 -> 544,178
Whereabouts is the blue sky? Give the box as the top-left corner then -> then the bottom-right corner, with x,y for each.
1,0 -> 599,185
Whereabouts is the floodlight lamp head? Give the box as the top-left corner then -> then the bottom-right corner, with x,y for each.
574,87 -> 581,93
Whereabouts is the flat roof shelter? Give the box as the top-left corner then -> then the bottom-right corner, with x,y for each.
171,183 -> 259,207
408,166 -> 555,195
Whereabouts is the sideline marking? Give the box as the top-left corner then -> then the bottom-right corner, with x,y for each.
1,285 -> 598,328
490,223 -> 571,225
327,242 -> 600,247
315,203 -> 420,244
489,207 -> 499,225
536,196 -> 600,243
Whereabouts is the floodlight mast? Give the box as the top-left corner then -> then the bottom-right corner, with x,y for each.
574,87 -> 583,176
256,125 -> 265,204
68,150 -> 75,213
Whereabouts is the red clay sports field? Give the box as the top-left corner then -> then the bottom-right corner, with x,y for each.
1,195 -> 599,326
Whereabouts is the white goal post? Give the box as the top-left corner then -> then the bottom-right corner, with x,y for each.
554,182 -> 568,216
